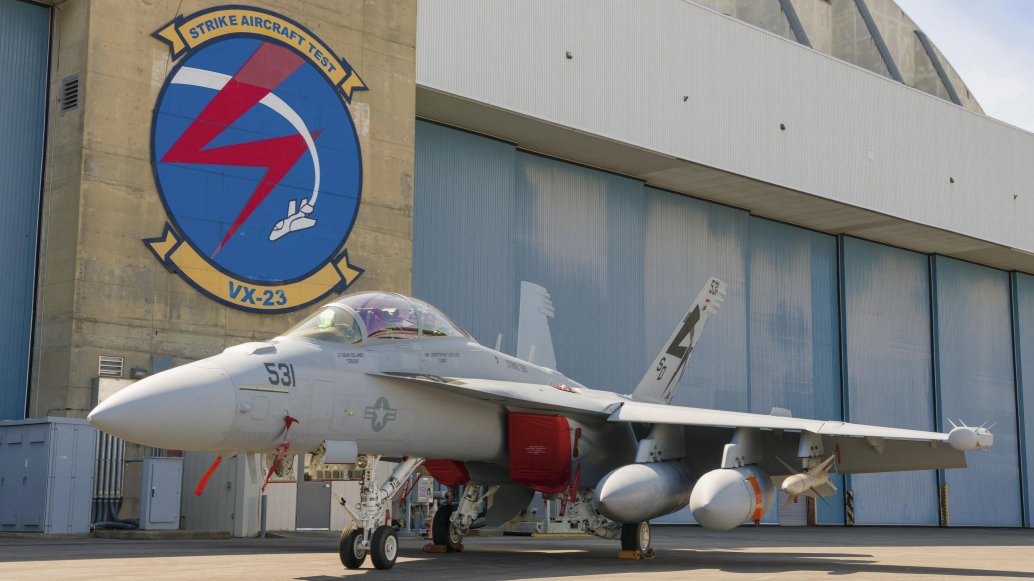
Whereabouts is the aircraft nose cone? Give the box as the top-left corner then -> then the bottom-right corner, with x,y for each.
88,363 -> 236,451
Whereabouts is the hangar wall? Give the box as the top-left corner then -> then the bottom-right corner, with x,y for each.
1012,273 -> 1034,527
413,120 -> 1031,527
0,0 -> 49,419
932,256 -> 1023,526
841,237 -> 938,525
747,219 -> 844,523
416,0 -> 1034,263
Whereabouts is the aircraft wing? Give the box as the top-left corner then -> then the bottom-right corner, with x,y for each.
610,400 -> 947,442
372,373 -> 982,473
369,372 -> 622,417
610,400 -> 971,474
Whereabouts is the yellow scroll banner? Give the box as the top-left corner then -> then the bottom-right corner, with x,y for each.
153,6 -> 367,101
145,225 -> 363,313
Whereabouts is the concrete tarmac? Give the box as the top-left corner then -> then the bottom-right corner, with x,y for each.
1,526 -> 1032,580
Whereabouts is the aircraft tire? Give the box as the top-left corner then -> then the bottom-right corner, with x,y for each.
620,521 -> 651,553
370,525 -> 399,570
339,528 -> 367,569
432,504 -> 463,552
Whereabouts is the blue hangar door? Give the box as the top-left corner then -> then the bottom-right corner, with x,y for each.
0,0 -> 50,419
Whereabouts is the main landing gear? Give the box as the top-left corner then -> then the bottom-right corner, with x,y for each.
620,521 -> 653,557
428,483 -> 500,553
431,504 -> 463,552
337,454 -> 424,570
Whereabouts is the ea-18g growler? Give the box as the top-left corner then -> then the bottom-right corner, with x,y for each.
89,278 -> 993,570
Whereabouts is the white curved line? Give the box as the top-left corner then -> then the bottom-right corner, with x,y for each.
170,66 -> 321,209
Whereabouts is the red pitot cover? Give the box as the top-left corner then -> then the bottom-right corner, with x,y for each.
508,413 -> 572,493
424,459 -> 470,487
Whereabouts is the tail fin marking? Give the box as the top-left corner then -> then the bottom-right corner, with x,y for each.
631,277 -> 726,404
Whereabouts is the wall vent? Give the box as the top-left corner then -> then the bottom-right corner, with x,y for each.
98,356 -> 124,378
60,74 -> 79,113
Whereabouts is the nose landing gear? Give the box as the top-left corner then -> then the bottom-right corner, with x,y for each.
338,454 -> 424,570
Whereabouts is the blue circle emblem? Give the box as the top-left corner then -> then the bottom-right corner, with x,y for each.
152,36 -> 362,285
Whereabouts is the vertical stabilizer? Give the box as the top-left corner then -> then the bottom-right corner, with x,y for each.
516,282 -> 557,369
631,277 -> 726,404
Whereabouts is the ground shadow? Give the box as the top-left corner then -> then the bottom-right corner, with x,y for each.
298,544 -> 1034,580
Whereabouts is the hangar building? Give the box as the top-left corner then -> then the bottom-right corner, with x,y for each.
1,0 -> 1031,530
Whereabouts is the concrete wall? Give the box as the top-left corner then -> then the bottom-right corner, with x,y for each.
29,0 -> 417,419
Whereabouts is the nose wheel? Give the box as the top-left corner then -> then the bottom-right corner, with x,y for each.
370,525 -> 399,569
339,528 -> 367,569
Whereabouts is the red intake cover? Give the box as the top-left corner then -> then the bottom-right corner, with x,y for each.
508,413 -> 572,493
424,460 -> 470,487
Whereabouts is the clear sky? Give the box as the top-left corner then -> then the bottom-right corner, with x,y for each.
894,0 -> 1034,132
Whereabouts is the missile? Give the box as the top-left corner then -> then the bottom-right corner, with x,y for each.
593,461 -> 694,524
779,455 -> 836,497
947,420 -> 994,452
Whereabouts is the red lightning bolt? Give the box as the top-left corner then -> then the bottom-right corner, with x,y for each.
162,42 -> 318,256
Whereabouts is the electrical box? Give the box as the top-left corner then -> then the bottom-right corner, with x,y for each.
140,457 -> 183,530
0,418 -> 96,533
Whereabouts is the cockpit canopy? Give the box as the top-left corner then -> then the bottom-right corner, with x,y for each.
285,292 -> 470,344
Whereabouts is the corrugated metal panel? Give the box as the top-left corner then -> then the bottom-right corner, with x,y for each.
748,218 -> 839,418
412,122 -> 518,350
644,188 -> 749,412
417,0 -> 1034,256
514,152 -> 645,391
1011,272 -> 1034,527
0,0 -> 49,420
841,237 -> 938,525
932,256 -> 1022,526
747,217 -> 843,524
180,451 -> 235,532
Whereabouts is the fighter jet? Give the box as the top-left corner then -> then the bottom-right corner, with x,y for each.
87,277 -> 993,570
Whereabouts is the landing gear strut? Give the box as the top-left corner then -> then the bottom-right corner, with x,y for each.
338,454 -> 424,570
427,483 -> 499,553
